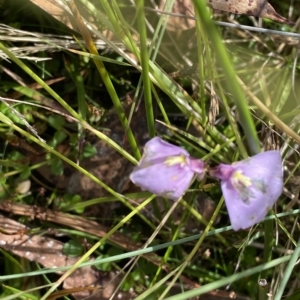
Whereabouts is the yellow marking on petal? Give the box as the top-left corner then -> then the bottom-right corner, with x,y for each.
164,154 -> 187,166
232,170 -> 252,187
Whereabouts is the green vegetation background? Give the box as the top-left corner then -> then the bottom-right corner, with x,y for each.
0,0 -> 299,299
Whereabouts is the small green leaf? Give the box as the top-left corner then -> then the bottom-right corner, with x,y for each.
20,167 -> 31,180
94,255 -> 112,271
62,240 -> 83,257
48,115 -> 66,130
72,194 -> 81,204
53,130 -> 67,146
131,269 -> 143,281
121,274 -> 134,291
50,158 -> 63,176
74,206 -> 84,214
9,151 -> 24,161
82,143 -> 97,158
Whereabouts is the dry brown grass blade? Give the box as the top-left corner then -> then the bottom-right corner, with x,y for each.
0,201 -> 160,262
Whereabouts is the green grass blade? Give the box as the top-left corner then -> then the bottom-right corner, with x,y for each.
192,0 -> 261,155
274,237 -> 300,300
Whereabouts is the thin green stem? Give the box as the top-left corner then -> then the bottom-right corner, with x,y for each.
192,1 -> 261,155
274,237 -> 300,300
67,0 -> 141,159
136,0 -> 155,137
164,256 -> 292,300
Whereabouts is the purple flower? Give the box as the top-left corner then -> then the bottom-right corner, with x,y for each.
210,151 -> 283,231
129,137 -> 206,200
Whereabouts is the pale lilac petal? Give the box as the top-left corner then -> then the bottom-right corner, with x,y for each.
140,137 -> 190,163
209,164 -> 235,181
233,151 -> 282,178
211,151 -> 283,230
221,178 -> 280,231
129,137 -> 206,200
130,161 -> 195,200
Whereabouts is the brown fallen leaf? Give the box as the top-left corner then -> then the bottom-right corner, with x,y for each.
208,0 -> 294,25
159,0 -> 195,32
0,215 -> 133,300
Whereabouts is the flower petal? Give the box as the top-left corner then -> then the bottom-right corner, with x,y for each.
213,151 -> 283,230
130,161 -> 195,200
129,137 -> 206,200
139,137 -> 190,164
